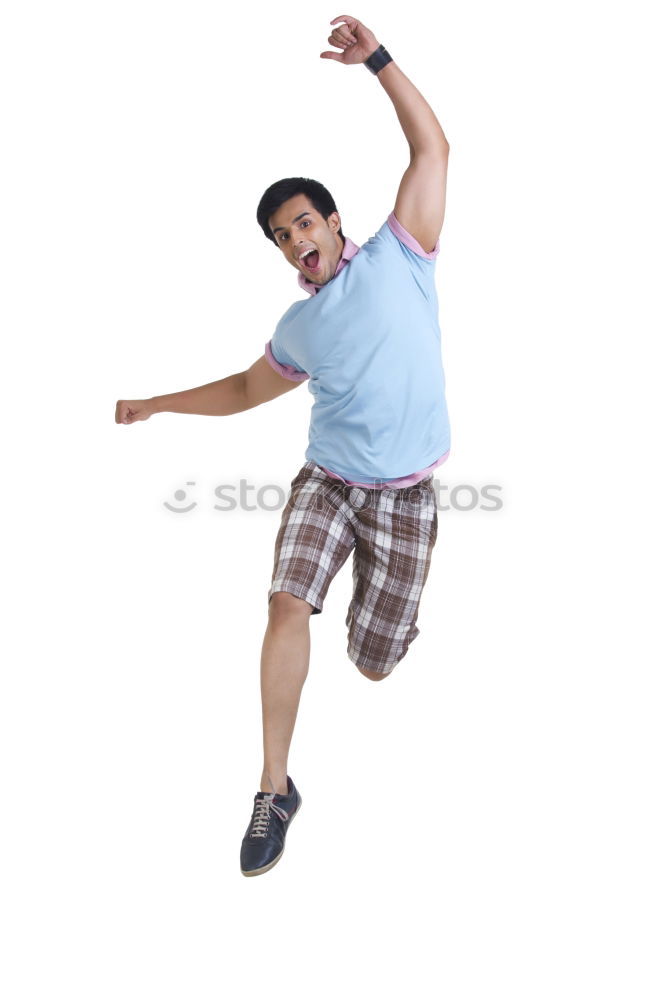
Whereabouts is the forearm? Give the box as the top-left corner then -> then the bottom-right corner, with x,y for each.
150,372 -> 248,416
376,60 -> 448,157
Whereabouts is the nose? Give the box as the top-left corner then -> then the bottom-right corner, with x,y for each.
293,232 -> 308,256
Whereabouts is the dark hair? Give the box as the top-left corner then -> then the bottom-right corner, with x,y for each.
256,176 -> 344,246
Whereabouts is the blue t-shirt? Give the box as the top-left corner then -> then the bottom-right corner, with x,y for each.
268,218 -> 450,484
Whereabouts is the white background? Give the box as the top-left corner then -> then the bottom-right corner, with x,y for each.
2,0 -> 664,997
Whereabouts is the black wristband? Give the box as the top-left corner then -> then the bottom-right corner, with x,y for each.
364,44 -> 393,75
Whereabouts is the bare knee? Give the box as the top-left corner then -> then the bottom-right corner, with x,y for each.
268,591 -> 314,629
349,638 -> 395,680
356,665 -> 391,682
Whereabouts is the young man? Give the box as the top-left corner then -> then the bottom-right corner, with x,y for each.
115,15 -> 451,877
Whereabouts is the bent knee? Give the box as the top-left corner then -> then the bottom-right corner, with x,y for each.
356,664 -> 392,682
268,591 -> 314,626
348,622 -> 418,681
349,640 -> 398,679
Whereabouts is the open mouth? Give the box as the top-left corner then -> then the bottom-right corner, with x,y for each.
299,249 -> 321,274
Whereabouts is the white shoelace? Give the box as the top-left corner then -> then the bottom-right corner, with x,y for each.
249,776 -> 289,837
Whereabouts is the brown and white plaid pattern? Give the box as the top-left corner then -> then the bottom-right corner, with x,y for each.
267,461 -> 439,676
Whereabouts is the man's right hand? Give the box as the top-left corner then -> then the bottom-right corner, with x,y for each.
115,399 -> 154,424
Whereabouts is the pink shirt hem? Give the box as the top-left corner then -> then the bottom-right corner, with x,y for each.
318,449 -> 450,490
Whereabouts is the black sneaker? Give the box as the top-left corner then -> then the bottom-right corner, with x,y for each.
240,775 -> 302,877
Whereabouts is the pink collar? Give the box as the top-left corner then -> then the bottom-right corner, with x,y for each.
297,236 -> 360,296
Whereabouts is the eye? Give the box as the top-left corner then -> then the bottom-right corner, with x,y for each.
301,220 -> 311,228
279,232 -> 289,242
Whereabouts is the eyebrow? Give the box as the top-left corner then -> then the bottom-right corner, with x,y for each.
272,211 -> 311,235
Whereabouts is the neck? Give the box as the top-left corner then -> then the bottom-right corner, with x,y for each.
333,235 -> 345,269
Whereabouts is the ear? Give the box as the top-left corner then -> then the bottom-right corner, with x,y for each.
327,211 -> 341,235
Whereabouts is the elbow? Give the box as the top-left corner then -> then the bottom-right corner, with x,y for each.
237,371 -> 251,412
435,128 -> 450,155
409,136 -> 449,165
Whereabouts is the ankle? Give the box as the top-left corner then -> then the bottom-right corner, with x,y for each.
261,769 -> 288,795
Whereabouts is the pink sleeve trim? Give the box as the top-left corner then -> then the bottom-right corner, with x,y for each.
387,211 -> 440,260
264,341 -> 309,382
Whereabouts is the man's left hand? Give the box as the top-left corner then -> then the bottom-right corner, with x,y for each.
320,15 -> 380,65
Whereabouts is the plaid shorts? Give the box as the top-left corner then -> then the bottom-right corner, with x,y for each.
267,461 -> 439,676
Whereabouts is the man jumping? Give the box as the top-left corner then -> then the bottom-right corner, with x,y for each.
115,15 -> 451,877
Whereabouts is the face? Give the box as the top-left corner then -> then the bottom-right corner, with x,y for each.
269,193 -> 344,286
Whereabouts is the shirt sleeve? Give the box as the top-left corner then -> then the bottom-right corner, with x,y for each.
264,339 -> 310,383
381,212 -> 439,305
387,211 -> 440,260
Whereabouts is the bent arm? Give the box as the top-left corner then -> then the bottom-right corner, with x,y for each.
379,61 -> 449,254
319,16 -> 449,254
149,355 -> 301,416
378,60 -> 449,158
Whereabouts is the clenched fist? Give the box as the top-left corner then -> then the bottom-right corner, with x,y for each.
115,399 -> 154,424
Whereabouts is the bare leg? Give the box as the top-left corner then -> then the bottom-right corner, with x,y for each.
260,592 -> 313,795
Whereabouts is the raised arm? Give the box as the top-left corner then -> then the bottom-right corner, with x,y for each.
320,14 -> 449,253
115,356 -> 301,424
